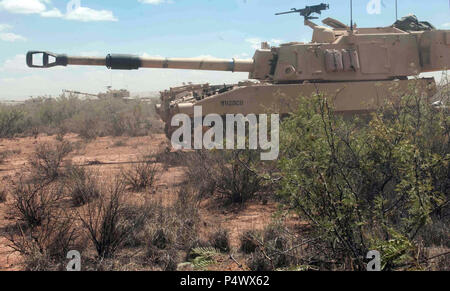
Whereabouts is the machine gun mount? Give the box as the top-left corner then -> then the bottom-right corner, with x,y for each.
275,3 -> 329,20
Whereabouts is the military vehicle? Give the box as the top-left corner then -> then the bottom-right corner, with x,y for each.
98,87 -> 131,99
63,89 -> 98,99
63,87 -> 130,100
26,4 -> 449,136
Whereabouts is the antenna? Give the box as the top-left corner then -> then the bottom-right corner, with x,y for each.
350,0 -> 353,31
395,0 -> 398,20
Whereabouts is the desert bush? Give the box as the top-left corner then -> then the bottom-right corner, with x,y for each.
146,246 -> 179,271
216,150 -> 265,204
248,250 -> 274,271
209,229 -> 230,253
184,150 -> 266,205
0,150 -> 22,165
120,202 -> 158,248
418,220 -> 450,248
5,179 -> 80,270
132,189 -> 201,270
122,160 -> 159,192
145,225 -> 180,270
240,230 -> 260,254
0,95 -> 163,139
0,151 -> 8,164
182,151 -> 221,200
6,212 -> 81,271
55,126 -> 67,142
145,190 -> 200,250
0,106 -> 26,138
7,210 -> 84,271
119,188 -> 200,258
78,178 -> 148,258
68,96 -> 161,138
432,252 -> 450,271
29,141 -> 73,182
188,247 -> 222,270
153,148 -> 185,168
244,224 -> 301,271
10,180 -> 65,228
65,166 -> 100,207
0,189 -> 7,203
278,88 -> 450,270
112,140 -> 127,147
151,228 -> 172,250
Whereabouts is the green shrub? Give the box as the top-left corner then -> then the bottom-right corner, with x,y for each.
278,88 -> 449,270
0,106 -> 26,138
0,95 -> 163,139
188,247 -> 221,270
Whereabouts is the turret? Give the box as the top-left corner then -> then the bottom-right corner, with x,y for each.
26,5 -> 450,84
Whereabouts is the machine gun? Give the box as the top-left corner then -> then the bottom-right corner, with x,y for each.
275,3 -> 329,20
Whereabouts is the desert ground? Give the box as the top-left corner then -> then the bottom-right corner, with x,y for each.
0,133 -> 288,271
0,88 -> 448,271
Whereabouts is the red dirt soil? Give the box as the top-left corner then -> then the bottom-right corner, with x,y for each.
0,133 -> 280,270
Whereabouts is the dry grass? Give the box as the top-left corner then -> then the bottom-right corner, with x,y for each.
0,189 -> 7,203
77,178 -> 147,259
10,179 -> 65,228
65,166 -> 100,207
29,141 -> 73,182
209,229 -> 230,253
122,160 -> 159,192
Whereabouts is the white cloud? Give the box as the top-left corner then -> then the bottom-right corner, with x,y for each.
0,32 -> 26,42
80,51 -> 103,57
0,54 -> 31,72
270,39 -> 282,46
234,52 -> 251,59
65,7 -> 117,22
0,23 -> 12,31
141,53 -> 164,58
0,0 -> 47,14
138,0 -> 172,4
442,23 -> 450,28
192,55 -> 225,60
245,38 -> 262,50
245,38 -> 282,49
40,8 -> 63,18
0,23 -> 26,42
0,0 -> 117,22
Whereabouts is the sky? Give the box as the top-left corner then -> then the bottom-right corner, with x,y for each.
0,0 -> 449,100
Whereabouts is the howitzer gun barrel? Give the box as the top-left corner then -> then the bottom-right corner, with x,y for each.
26,51 -> 254,73
139,57 -> 254,72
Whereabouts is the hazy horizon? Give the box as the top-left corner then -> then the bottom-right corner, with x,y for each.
1,0 -> 449,100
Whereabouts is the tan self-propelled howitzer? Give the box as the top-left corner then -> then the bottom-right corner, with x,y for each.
26,4 -> 449,136
63,88 -> 130,99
